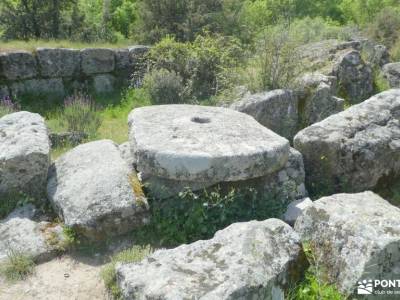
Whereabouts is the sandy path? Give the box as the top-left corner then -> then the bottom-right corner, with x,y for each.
0,255 -> 110,300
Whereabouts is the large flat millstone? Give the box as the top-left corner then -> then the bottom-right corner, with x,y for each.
129,105 -> 290,182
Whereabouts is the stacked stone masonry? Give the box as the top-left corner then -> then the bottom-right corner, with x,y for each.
0,46 -> 149,100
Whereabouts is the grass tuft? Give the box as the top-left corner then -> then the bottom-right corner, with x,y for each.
0,248 -> 35,282
101,245 -> 153,299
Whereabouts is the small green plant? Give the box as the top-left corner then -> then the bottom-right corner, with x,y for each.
137,186 -> 287,247
373,69 -> 390,93
0,248 -> 35,282
286,242 -> 346,300
62,226 -> 78,247
101,245 -> 153,299
143,68 -> 189,104
61,93 -> 102,139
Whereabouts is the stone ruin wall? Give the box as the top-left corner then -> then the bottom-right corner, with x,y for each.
0,46 -> 149,101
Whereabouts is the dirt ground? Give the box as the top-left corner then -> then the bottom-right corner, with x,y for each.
0,255 -> 110,300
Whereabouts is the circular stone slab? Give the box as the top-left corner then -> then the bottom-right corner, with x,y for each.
129,105 -> 290,182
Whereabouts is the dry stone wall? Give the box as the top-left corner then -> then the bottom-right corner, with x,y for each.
0,46 -> 149,100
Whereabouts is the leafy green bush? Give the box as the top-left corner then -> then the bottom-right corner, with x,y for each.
101,245 -> 153,299
143,69 -> 188,104
135,0 -> 224,43
147,34 -> 242,101
0,248 -> 35,282
234,23 -> 302,92
137,186 -> 287,247
61,93 -> 102,138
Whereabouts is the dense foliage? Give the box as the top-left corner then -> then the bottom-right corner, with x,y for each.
137,186 -> 287,247
1,0 -> 400,43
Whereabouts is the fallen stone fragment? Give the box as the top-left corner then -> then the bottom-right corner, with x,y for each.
294,89 -> 400,195
47,140 -> 148,239
295,192 -> 400,296
0,111 -> 50,200
283,197 -> 312,226
230,89 -> 299,140
0,205 -> 64,263
117,219 -> 307,300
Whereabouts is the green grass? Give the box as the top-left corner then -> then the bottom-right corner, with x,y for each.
287,242 -> 346,300
46,88 -> 151,159
0,39 -> 135,52
101,245 -> 153,299
0,249 -> 35,282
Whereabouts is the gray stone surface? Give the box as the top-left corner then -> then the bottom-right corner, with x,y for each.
92,74 -> 116,94
119,142 -> 136,170
333,50 -> 373,104
230,89 -> 299,140
283,197 -> 312,226
295,192 -> 400,296
81,48 -> 115,75
294,89 -> 400,195
299,39 -> 373,104
0,205 -> 64,263
297,73 -> 344,127
129,105 -> 290,182
143,148 -> 307,202
0,51 -> 37,80
0,112 -> 50,199
36,48 -> 80,77
382,62 -> 400,88
10,78 -> 65,99
115,48 -> 131,71
47,140 -> 149,239
117,219 -> 306,300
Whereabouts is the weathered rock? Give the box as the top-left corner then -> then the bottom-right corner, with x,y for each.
144,148 -> 307,201
0,51 -> 37,80
129,105 -> 290,182
92,74 -> 116,94
117,219 -> 306,300
333,50 -> 373,104
295,192 -> 400,296
0,205 -> 64,263
0,112 -> 50,199
36,48 -> 80,77
129,46 -> 149,87
230,90 -> 299,140
297,73 -> 344,127
283,197 -> 312,226
299,39 -> 373,104
128,45 -> 150,64
10,78 -> 65,99
382,63 -> 400,88
361,41 -> 390,68
81,48 -> 115,75
294,89 -> 400,195
119,142 -> 136,170
115,48 -> 131,71
47,140 -> 148,239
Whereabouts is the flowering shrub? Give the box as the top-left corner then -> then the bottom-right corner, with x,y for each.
62,93 -> 101,138
0,96 -> 19,118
